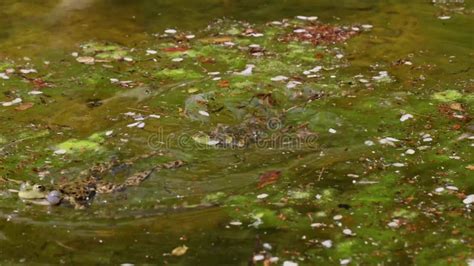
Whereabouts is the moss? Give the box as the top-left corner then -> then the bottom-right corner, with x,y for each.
155,68 -> 203,80
432,90 -> 463,102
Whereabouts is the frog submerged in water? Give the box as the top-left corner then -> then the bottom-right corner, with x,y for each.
11,159 -> 184,209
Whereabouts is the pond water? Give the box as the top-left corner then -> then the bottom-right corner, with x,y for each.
0,0 -> 473,264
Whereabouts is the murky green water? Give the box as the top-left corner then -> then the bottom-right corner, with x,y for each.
0,0 -> 473,265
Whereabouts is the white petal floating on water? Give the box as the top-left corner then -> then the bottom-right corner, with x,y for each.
283,261 -> 298,266
257,193 -> 269,199
235,64 -> 254,76
146,49 -> 158,55
293,29 -> 306,33
2,98 -> 22,107
400,114 -> 414,122
54,149 -> 67,155
28,90 -> 43,95
165,29 -> 177,34
463,194 -> 474,205
76,56 -> 95,65
127,122 -> 140,128
286,80 -> 302,89
198,110 -> 210,117
229,220 -> 242,226
438,16 -> 451,20
340,258 -> 352,265
446,185 -> 458,191
343,229 -> 353,236
364,140 -> 375,146
392,163 -> 405,167
271,75 -> 289,82
321,240 -> 333,248
20,69 -> 37,74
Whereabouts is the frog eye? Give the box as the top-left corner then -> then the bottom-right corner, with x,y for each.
33,184 -> 45,192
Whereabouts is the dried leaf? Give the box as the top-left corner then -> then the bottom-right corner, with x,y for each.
218,80 -> 230,88
15,102 -> 34,111
466,165 -> 474,171
258,170 -> 281,189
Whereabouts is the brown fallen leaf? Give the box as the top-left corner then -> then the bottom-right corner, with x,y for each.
15,102 -> 34,111
218,80 -> 230,88
199,36 -> 233,44
171,245 -> 188,256
258,170 -> 281,189
466,165 -> 474,171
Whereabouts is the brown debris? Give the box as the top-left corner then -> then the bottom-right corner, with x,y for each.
282,23 -> 360,45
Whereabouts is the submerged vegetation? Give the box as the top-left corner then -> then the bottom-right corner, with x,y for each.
0,0 -> 473,264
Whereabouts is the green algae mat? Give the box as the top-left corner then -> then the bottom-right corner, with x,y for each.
0,0 -> 473,265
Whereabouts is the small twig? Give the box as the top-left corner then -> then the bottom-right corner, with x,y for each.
318,167 -> 325,181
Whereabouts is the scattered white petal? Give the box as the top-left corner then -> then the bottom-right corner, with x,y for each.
54,149 -> 67,155
343,229 -> 353,236
463,195 -> 474,205
293,29 -> 306,33
165,29 -> 177,34
446,186 -> 458,191
0,73 -> 9,80
392,163 -> 405,167
146,49 -> 158,55
271,75 -> 289,82
28,90 -> 43,95
172,57 -> 184,62
340,258 -> 351,265
438,16 -> 451,20
361,24 -> 373,29
333,215 -> 343,220
186,35 -> 195,39
321,240 -> 332,248
149,114 -> 161,119
364,140 -> 375,146
405,149 -> 415,155
123,57 -> 133,62
435,187 -> 445,193
400,114 -> 414,122
229,220 -> 242,226
235,64 -> 255,76
253,254 -> 265,261
20,69 -> 37,74
127,122 -> 140,128
105,130 -> 114,136
71,52 -> 79,57
257,193 -> 269,199
198,110 -> 210,117
329,128 -> 337,134
283,261 -> 298,266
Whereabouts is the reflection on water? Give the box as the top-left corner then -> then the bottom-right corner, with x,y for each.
0,0 -> 473,264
